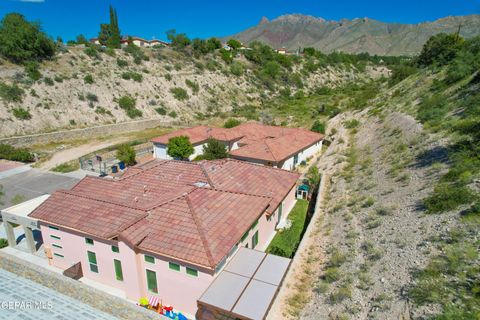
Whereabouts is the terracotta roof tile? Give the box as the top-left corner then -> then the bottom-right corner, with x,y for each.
28,158 -> 297,269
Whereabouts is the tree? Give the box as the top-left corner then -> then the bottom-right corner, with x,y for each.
98,24 -> 112,46
203,138 -> 228,160
76,34 -> 88,45
0,13 -> 56,63
227,39 -> 242,50
107,6 -> 121,49
311,120 -> 326,134
98,6 -> 121,48
223,118 -> 241,128
116,144 -> 136,166
167,136 -> 194,160
166,29 -> 190,50
417,33 -> 464,67
306,166 -> 320,187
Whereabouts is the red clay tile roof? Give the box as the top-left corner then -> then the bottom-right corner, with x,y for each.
29,190 -> 147,239
151,126 -> 243,145
29,159 -> 298,269
151,122 -> 324,163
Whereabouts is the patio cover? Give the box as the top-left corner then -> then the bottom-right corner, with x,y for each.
197,248 -> 291,320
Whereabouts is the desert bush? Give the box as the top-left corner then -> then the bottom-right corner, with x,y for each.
116,58 -> 128,67
343,119 -> 360,129
0,144 -> 34,162
155,107 -> 167,115
0,82 -> 24,102
84,74 -> 94,84
86,92 -> 98,102
423,183 -> 475,214
185,79 -> 199,94
11,107 -> 31,120
170,87 -> 189,100
223,118 -> 241,128
24,61 -> 41,80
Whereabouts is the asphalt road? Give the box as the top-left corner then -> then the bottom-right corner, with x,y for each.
0,169 -> 79,210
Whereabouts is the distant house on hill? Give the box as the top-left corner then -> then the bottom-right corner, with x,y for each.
276,47 -> 287,55
87,36 -> 170,48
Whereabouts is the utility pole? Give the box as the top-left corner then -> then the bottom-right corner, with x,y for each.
455,24 -> 462,42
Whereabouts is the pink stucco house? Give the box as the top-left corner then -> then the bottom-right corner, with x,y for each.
29,159 -> 299,316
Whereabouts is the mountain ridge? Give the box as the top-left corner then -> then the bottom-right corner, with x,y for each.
224,14 -> 480,56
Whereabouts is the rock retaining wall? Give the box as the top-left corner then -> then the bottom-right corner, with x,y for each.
0,119 -> 187,147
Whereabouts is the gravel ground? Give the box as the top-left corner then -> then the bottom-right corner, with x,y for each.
272,110 -> 457,320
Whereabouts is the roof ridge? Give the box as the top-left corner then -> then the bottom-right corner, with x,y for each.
198,163 -> 216,188
185,195 -> 216,268
263,139 -> 280,162
208,187 -> 273,200
58,189 -> 146,212
120,160 -> 170,180
144,188 -> 196,211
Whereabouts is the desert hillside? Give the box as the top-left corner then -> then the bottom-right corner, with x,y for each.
0,45 -> 388,137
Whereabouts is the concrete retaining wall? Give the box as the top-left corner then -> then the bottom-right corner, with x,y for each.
0,119 -> 188,147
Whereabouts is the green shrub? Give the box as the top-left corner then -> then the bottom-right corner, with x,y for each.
170,87 -> 189,100
121,71 -> 142,82
343,119 -> 360,129
116,58 -> 128,67
155,107 -> 167,115
95,106 -> 112,116
230,62 -> 244,76
11,107 -> 31,120
185,79 -> 199,94
84,47 -> 99,59
202,138 -> 228,160
116,144 -> 136,166
323,267 -> 340,283
167,136 -> 194,159
0,144 -> 34,162
0,238 -> 7,249
168,111 -> 177,118
329,286 -> 352,304
84,74 -> 94,84
126,108 -> 142,118
223,118 -> 241,128
417,94 -> 448,124
118,95 -> 135,109
86,92 -> 98,102
423,183 -> 476,214
118,95 -> 142,118
0,82 -> 24,102
44,77 -> 54,86
51,161 -> 79,173
24,61 -> 41,80
0,13 -> 56,63
311,120 -> 326,134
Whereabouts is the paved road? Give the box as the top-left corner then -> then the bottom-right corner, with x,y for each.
0,169 -> 79,209
0,268 -> 117,320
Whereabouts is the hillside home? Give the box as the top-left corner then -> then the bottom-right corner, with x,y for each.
151,122 -> 324,170
28,159 -> 299,316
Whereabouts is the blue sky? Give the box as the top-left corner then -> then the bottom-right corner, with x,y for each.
0,0 -> 479,41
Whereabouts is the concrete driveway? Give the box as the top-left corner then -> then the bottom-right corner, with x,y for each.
0,169 -> 79,209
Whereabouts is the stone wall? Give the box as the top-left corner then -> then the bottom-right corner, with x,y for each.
0,119 -> 188,147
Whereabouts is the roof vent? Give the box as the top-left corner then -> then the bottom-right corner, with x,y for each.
194,181 -> 209,188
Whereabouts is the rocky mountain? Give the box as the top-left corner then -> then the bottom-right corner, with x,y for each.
225,14 -> 480,56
